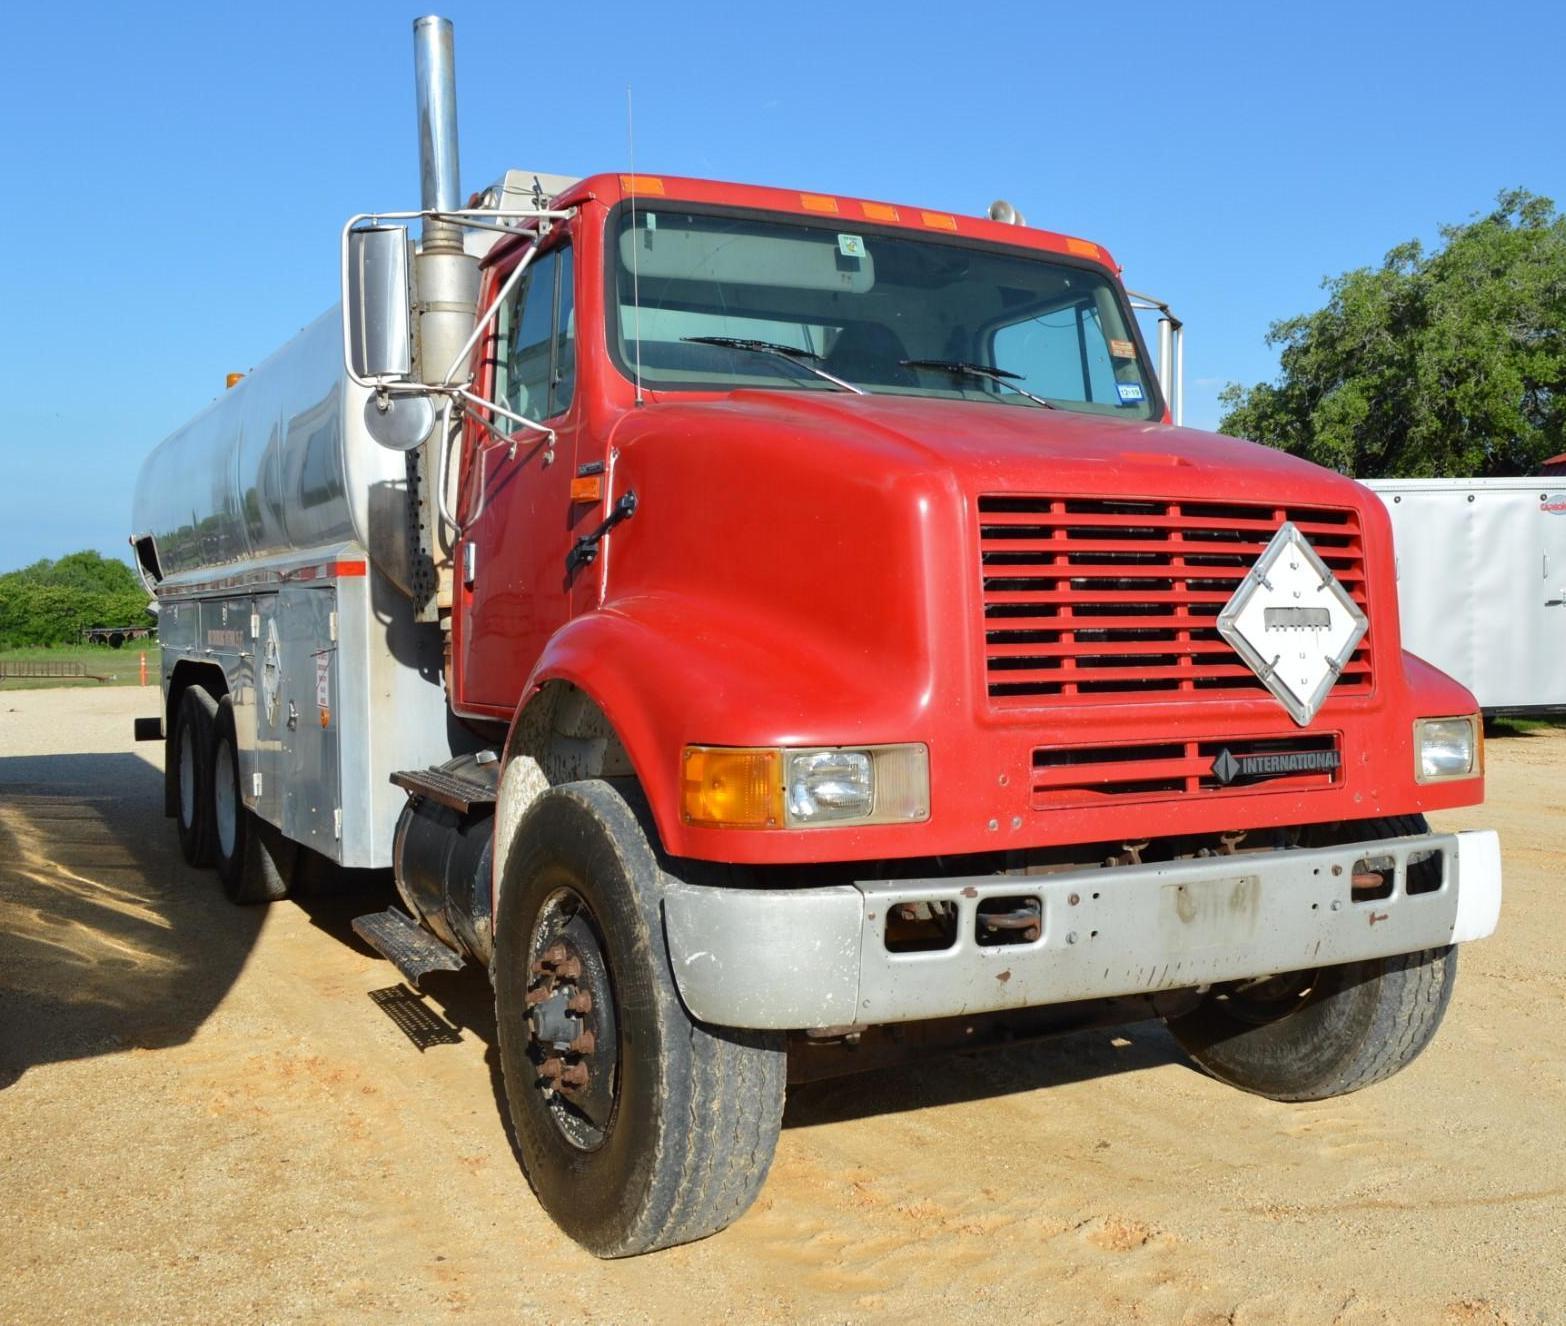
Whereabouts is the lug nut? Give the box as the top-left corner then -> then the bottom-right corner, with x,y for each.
566,992 -> 593,1015
553,956 -> 583,982
537,1056 -> 564,1081
568,1031 -> 597,1055
559,1063 -> 589,1091
524,984 -> 551,1007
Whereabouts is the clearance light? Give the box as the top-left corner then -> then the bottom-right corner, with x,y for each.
620,174 -> 665,196
1415,715 -> 1482,783
799,193 -> 839,213
680,744 -> 930,829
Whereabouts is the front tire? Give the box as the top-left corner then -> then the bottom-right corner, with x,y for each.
210,696 -> 294,904
1167,815 -> 1457,1101
494,780 -> 786,1257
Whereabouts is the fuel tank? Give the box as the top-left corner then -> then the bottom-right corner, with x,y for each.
130,307 -> 414,589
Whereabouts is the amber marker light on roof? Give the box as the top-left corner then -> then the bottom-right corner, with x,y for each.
799,193 -> 838,213
620,174 -> 665,195
920,211 -> 958,231
862,202 -> 899,222
681,747 -> 783,829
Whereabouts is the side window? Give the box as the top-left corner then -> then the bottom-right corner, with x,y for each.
554,246 -> 576,412
492,244 -> 575,425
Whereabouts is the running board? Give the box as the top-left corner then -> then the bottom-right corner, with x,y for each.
352,907 -> 465,986
389,766 -> 497,814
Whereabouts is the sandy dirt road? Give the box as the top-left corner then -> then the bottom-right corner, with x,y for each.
1,687 -> 1562,1325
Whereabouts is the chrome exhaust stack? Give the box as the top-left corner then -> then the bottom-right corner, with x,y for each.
411,15 -> 478,389
407,16 -> 478,618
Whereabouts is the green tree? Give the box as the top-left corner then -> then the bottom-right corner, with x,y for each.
1219,190 -> 1566,477
0,552 -> 151,647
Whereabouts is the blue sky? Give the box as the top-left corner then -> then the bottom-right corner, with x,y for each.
1,0 -> 1561,571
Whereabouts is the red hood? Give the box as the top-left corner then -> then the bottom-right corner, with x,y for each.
631,389 -> 1363,509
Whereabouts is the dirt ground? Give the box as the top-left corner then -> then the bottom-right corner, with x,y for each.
1,687 -> 1561,1325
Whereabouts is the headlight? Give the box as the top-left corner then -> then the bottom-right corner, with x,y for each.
1415,715 -> 1481,782
681,743 -> 929,829
786,749 -> 872,823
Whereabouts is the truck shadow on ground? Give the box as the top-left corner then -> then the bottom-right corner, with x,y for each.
291,881 -> 1189,1142
0,750 -> 1192,1132
0,752 -> 265,1091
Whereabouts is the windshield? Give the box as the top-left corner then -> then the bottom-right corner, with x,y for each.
608,206 -> 1159,420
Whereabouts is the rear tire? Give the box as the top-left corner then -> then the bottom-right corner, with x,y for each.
494,779 -> 786,1257
210,697 -> 294,904
172,685 -> 218,867
1166,815 -> 1457,1101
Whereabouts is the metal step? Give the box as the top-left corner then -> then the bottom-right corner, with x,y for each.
389,766 -> 497,814
352,907 -> 465,986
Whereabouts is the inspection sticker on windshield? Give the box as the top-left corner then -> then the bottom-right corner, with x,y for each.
1110,338 -> 1136,359
1116,382 -> 1145,402
837,233 -> 866,258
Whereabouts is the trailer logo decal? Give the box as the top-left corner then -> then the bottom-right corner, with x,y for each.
1210,747 -> 1342,786
1541,493 -> 1566,514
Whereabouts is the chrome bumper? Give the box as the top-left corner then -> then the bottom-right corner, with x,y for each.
661,830 -> 1502,1030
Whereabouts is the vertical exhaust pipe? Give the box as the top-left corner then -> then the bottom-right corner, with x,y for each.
411,15 -> 478,387
408,15 -> 478,620
413,16 -> 462,221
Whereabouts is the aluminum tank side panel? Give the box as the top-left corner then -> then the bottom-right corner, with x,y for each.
133,308 -> 408,585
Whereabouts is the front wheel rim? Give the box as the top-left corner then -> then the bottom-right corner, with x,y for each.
524,884 -> 620,1151
214,738 -> 238,859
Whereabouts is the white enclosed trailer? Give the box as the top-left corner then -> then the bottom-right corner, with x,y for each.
1363,477 -> 1566,713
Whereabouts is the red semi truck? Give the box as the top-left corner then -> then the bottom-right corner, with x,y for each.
131,18 -> 1500,1256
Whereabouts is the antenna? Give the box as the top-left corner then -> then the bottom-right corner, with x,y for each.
627,85 -> 644,406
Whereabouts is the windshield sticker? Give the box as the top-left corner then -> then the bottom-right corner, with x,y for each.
644,212 -> 657,230
1116,382 -> 1145,403
1109,338 -> 1136,359
837,233 -> 866,259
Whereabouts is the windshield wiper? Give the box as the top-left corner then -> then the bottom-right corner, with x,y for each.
899,358 -> 1056,409
682,336 -> 867,395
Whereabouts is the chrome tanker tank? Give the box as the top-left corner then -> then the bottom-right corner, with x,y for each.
131,307 -> 412,589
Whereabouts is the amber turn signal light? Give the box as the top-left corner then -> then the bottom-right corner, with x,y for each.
570,476 -> 603,503
681,747 -> 782,828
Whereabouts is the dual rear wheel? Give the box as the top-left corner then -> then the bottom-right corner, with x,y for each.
169,683 -> 295,903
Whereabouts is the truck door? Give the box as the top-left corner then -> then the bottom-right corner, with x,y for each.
455,239 -> 581,714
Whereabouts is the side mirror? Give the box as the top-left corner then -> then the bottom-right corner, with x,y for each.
345,225 -> 414,380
